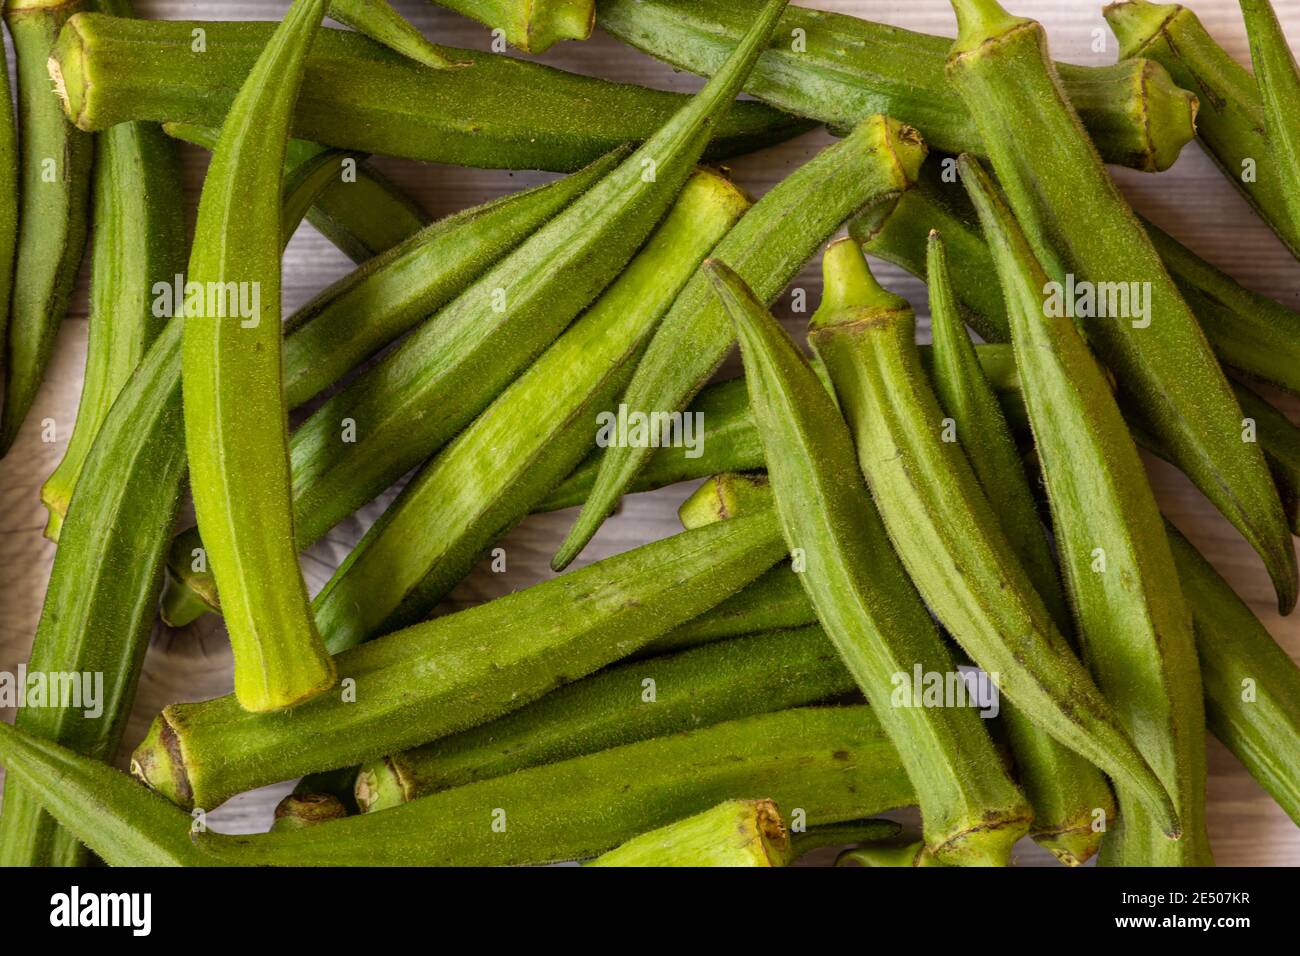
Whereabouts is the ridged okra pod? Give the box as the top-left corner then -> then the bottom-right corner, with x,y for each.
1234,384 -> 1300,534
706,259 -> 1031,867
180,0 -> 336,712
1239,1 -> 1300,248
588,800 -> 793,867
51,14 -> 810,172
198,707 -> 913,865
1106,1 -> 1300,259
947,0 -> 1296,616
1168,526 -> 1300,826
433,0 -> 593,53
555,115 -> 926,569
1,0 -> 95,455
312,170 -> 748,651
598,0 -> 1198,172
40,0 -> 185,540
131,509 -> 788,811
360,624 -> 854,801
924,234 -> 1119,865
328,0 -> 457,69
645,563 -> 813,655
961,154 -> 1210,866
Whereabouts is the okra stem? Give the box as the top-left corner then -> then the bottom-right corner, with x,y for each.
328,0 -> 458,69
271,794 -> 350,833
597,0 -> 1197,172
1239,0 -> 1300,251
433,0 -> 594,54
199,707 -> 913,866
587,800 -> 792,867
51,15 -> 811,172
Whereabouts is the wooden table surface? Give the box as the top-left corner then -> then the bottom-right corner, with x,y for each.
1,0 -> 1297,865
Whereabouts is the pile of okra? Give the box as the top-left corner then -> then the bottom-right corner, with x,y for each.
0,0 -> 1297,869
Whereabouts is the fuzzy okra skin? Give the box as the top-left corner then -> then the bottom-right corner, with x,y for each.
51,15 -> 811,172
947,0 -> 1297,616
131,509 -> 789,811
644,563 -> 813,655
554,115 -> 927,569
360,625 -> 854,801
1,0 -> 95,456
0,25 -> 16,434
180,0 -> 336,713
200,706 -> 912,866
313,171 -> 750,651
1239,0 -> 1300,250
961,154 -> 1210,866
597,0 -> 1197,173
328,0 -> 457,69
705,260 -> 1031,868
1106,1 -> 1300,260
1234,384 -> 1300,534
588,799 -> 792,867
433,0 -> 594,54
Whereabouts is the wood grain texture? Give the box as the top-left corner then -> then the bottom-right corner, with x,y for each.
0,0 -> 1296,863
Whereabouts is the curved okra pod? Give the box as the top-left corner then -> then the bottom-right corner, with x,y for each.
131,508 -> 789,811
51,14 -> 811,171
1,0 -> 95,455
1106,1 -> 1300,259
808,240 -> 1175,844
359,624 -> 854,800
946,0 -> 1297,615
554,115 -> 927,569
198,706 -> 912,866
312,170 -> 749,651
598,0 -> 1197,172
1233,384 -> 1300,534
180,0 -> 336,712
327,0 -> 458,69
961,153 -> 1210,866
704,259 -> 1031,867
587,800 -> 793,867
433,0 -> 594,54
1239,0 -> 1300,247
926,234 -> 1118,865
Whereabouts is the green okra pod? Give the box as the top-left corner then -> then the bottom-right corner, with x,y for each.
131,508 -> 788,811
1239,0 -> 1300,254
925,232 -> 1118,866
705,259 -> 1031,867
271,794 -> 350,833
597,0 -> 1198,172
587,799 -> 792,867
961,153 -> 1210,865
312,169 -> 749,651
790,820 -> 904,860
807,240 -> 1175,843
180,0 -> 336,712
51,14 -> 811,172
433,0 -> 593,53
1,0 -> 95,455
199,706 -> 913,865
1106,0 -> 1300,259
40,0 -> 186,540
644,563 -> 813,655
946,0 -> 1296,615
360,624 -> 855,800
1233,384 -> 1300,534
1168,525 -> 1300,826
838,843 -> 942,868
328,0 -> 458,69
555,114 -> 926,569
0,17 -> 17,438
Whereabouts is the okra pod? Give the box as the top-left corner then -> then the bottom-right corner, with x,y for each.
791,820 -> 904,860
645,563 -> 814,655
555,115 -> 926,569
132,507 -> 788,811
1,0 -> 95,455
838,843 -> 942,868
947,0 -> 1297,615
51,14 -> 811,172
198,706 -> 913,866
39,1 -> 186,540
587,800 -> 792,867
313,170 -> 748,651
1239,1 -> 1300,255
1168,525 -> 1300,826
0,18 -> 17,439
961,153 -> 1210,865
433,0 -> 593,53
598,0 -> 1197,172
1234,384 -> 1300,534
328,0 -> 458,69
180,0 -> 336,712
1106,0 -> 1300,259
706,259 -> 1030,867
271,794 -> 350,833
359,625 -> 854,800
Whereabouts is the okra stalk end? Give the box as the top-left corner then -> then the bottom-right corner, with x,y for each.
587,799 -> 792,867
1137,58 -> 1201,174
271,793 -> 349,832
354,757 -> 410,814
1103,1 -> 1183,62
809,237 -> 911,331
678,473 -> 772,529
950,0 -> 1034,57
130,709 -> 195,810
